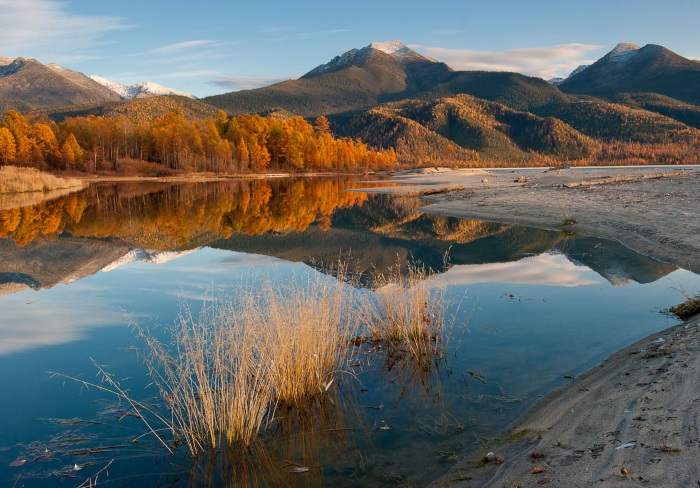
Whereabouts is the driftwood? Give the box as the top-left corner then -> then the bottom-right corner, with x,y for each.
562,171 -> 688,188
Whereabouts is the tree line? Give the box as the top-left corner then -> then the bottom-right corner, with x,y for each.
0,178 -> 369,247
0,110 -> 399,174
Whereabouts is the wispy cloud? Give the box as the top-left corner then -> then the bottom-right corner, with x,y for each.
149,40 -> 214,55
419,43 -> 603,79
0,0 -> 129,61
433,253 -> 601,288
127,39 -> 236,70
208,75 -> 291,91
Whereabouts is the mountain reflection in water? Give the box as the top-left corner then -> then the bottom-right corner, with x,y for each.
0,177 -> 677,296
1,177 -> 698,487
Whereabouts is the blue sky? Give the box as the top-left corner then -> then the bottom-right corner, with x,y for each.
1,0 -> 698,98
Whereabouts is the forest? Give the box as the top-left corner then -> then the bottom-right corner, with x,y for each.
0,109 -> 399,175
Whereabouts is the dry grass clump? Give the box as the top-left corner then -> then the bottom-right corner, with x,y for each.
0,165 -> 86,194
262,275 -> 359,405
668,293 -> 700,320
137,272 -> 360,457
139,299 -> 275,454
358,260 -> 451,370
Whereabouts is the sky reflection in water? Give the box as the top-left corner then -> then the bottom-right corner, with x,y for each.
0,180 -> 699,486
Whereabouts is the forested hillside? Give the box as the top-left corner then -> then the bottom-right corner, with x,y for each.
0,109 -> 397,174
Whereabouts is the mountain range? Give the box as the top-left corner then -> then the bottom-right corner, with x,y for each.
89,75 -> 195,99
0,56 -> 192,113
203,41 -> 566,116
2,40 -> 700,165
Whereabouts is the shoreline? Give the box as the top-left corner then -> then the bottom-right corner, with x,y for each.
363,167 -> 700,487
431,314 -> 700,488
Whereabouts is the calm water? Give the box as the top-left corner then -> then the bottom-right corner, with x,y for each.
0,177 -> 698,487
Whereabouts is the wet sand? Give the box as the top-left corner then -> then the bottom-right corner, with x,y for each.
363,167 -> 700,487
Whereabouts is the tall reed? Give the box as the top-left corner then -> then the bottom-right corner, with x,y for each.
0,165 -> 85,194
139,297 -> 275,455
137,271 -> 360,457
262,274 -> 359,405
358,260 -> 451,371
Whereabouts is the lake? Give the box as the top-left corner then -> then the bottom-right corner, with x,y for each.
0,177 -> 698,487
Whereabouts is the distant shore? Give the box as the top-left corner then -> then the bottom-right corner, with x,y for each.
362,166 -> 700,487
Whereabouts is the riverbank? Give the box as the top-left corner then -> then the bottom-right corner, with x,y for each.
431,313 -> 700,488
362,166 -> 700,487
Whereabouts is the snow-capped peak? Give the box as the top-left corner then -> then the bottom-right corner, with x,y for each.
604,42 -> 640,63
101,248 -> 200,273
370,40 -> 436,62
547,77 -> 565,86
302,39 -> 436,78
370,40 -> 410,56
570,64 -> 590,77
89,75 -> 195,99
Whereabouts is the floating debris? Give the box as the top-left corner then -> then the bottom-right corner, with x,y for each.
615,442 -> 636,450
364,404 -> 383,410
283,460 -> 311,474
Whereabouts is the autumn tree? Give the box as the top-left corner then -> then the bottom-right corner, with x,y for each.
32,123 -> 60,168
4,111 -> 34,161
314,115 -> 331,136
0,127 -> 16,164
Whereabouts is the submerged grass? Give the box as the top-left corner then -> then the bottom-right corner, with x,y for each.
0,165 -> 86,194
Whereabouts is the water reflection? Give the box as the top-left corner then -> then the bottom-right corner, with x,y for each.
0,178 -> 697,487
437,253 -> 601,287
0,179 -> 677,297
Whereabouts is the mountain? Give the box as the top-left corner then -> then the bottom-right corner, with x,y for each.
559,42 -> 700,104
203,40 -> 566,117
90,75 -> 195,99
335,94 -> 599,165
37,94 -> 220,124
0,57 -> 121,109
548,65 -> 590,86
204,40 -> 452,117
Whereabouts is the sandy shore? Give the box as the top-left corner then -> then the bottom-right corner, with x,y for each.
432,314 -> 700,488
362,167 -> 700,487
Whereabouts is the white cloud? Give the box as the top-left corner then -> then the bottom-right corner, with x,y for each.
208,75 -> 291,91
149,40 -> 214,55
433,253 -> 602,288
0,0 -> 129,61
418,43 -> 603,79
